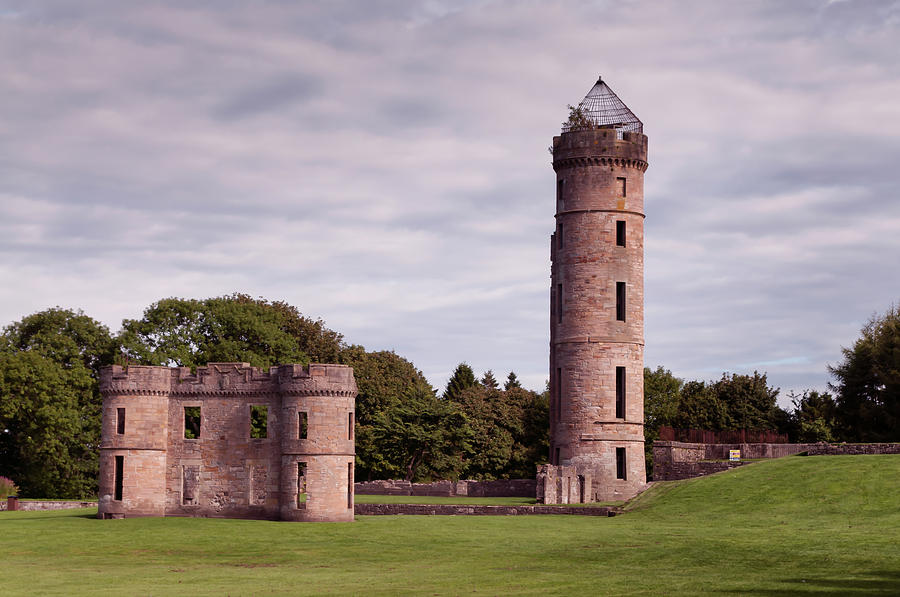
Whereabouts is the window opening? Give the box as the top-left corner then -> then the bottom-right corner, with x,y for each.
557,283 -> 563,323
116,408 -> 125,435
556,367 -> 562,420
114,455 -> 124,501
250,405 -> 268,439
616,447 -> 627,480
182,465 -> 199,505
616,177 -> 626,198
557,179 -> 565,205
347,462 -> 353,509
297,462 -> 307,509
299,411 -> 308,439
348,412 -> 354,440
616,366 -> 626,419
184,406 -> 201,439
616,282 -> 626,322
616,220 -> 626,247
554,447 -> 561,466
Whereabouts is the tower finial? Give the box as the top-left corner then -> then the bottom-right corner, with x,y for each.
597,74 -> 603,84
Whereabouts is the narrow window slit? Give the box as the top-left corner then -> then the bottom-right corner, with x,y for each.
114,455 -> 124,501
616,366 -> 626,419
299,411 -> 308,439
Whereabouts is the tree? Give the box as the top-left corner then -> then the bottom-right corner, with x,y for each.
643,366 -> 683,474
119,294 -> 343,368
789,390 -> 837,442
338,348 -> 437,481
0,308 -> 116,498
370,386 -> 472,481
829,304 -> 900,441
504,371 -> 522,391
480,370 -> 498,389
563,104 -> 594,130
671,372 -> 783,432
443,363 -> 477,402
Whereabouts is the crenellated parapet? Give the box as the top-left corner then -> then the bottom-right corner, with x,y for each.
552,128 -> 648,171
278,363 -> 358,397
100,362 -> 357,398
101,365 -> 172,396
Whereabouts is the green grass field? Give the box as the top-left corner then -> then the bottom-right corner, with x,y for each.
4,455 -> 899,596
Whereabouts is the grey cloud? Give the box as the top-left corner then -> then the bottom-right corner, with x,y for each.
214,74 -> 323,120
1,0 -> 898,399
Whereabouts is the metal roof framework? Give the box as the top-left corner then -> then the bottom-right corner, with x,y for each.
562,76 -> 643,136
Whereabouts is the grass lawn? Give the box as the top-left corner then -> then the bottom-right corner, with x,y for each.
3,455 -> 899,596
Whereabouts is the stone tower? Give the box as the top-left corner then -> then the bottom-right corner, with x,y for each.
549,76 -> 648,502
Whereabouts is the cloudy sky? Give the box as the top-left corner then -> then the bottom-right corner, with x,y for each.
2,0 -> 899,403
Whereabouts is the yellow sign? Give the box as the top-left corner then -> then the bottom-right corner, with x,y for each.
729,450 -> 741,462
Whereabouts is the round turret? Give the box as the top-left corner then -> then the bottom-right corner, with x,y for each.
549,77 -> 648,502
278,364 -> 357,522
98,365 -> 171,518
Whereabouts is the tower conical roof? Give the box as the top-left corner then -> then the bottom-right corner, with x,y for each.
563,76 -> 642,135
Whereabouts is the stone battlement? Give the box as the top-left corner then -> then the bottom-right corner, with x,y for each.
552,128 -> 648,167
100,363 -> 357,398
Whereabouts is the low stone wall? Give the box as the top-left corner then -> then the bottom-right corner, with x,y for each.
806,443 -> 900,456
653,442 -> 818,481
1,500 -> 96,512
354,503 -> 615,516
653,441 -> 900,481
355,479 -> 536,498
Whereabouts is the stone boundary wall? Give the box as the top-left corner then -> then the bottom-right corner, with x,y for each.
1,500 -> 96,512
354,503 -> 615,516
653,441 -> 900,481
806,443 -> 900,456
354,479 -> 536,498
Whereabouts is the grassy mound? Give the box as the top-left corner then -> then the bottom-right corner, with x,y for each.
3,455 -> 898,596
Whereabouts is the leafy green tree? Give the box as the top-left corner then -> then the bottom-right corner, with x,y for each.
673,380 -> 727,430
789,390 -> 837,442
450,380 -> 549,480
443,363 -> 477,402
716,371 -> 781,430
671,372 -> 783,432
829,304 -> 900,441
338,348 -> 437,481
119,294 -> 343,368
643,366 -> 683,474
371,386 -> 472,481
504,371 -> 522,391
0,308 -> 115,498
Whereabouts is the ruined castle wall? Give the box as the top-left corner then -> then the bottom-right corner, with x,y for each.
98,363 -> 356,522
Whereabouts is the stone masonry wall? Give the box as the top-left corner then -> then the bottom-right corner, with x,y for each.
652,441 -> 900,480
550,124 -> 649,502
98,363 -> 356,522
354,479 -> 537,498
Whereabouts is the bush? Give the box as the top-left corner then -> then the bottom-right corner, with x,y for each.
0,476 -> 19,499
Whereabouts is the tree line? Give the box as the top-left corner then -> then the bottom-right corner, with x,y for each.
1,294 -> 897,497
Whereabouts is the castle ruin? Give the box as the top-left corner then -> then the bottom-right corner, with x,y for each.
97,362 -> 357,522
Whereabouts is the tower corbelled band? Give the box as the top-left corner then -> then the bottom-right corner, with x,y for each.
549,77 -> 647,501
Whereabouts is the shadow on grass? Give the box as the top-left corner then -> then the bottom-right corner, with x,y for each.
727,570 -> 900,595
